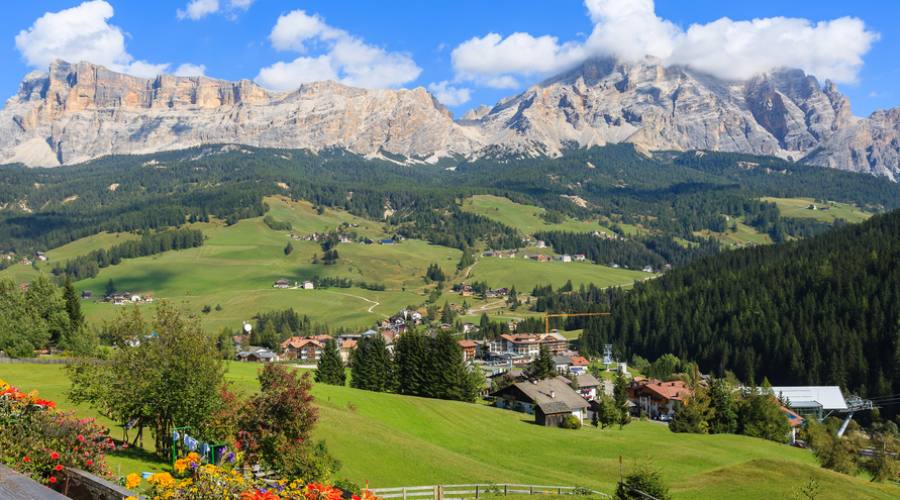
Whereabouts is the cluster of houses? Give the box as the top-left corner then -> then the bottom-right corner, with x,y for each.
5,251 -> 48,266
273,279 -> 315,290
521,254 -> 587,263
104,292 -> 154,306
452,283 -> 510,298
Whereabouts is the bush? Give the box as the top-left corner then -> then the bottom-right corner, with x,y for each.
562,415 -> 582,429
615,465 -> 671,500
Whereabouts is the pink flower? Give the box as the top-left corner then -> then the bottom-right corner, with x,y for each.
77,435 -> 85,442
50,452 -> 60,460
49,477 -> 57,484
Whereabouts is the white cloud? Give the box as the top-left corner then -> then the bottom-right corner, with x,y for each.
173,63 -> 207,77
255,55 -> 338,90
256,10 -> 421,91
15,1 -> 170,77
177,0 -> 254,21
452,0 -> 878,87
177,0 -> 219,21
428,81 -> 471,106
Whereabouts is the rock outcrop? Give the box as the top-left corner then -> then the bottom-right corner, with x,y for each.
0,60 -> 481,166
1,58 -> 897,181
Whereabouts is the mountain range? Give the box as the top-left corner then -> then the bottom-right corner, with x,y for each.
1,58 -> 897,181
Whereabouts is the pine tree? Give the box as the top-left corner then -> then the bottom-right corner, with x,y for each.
284,241 -> 294,255
350,335 -> 395,392
670,384 -> 712,434
708,378 -> 737,434
315,338 -> 346,386
63,275 -> 84,333
395,329 -> 428,396
440,302 -> 455,324
527,345 -> 556,380
613,370 -> 632,428
105,278 -> 116,297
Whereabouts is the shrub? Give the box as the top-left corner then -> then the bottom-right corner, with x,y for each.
614,465 -> 671,500
562,415 -> 582,429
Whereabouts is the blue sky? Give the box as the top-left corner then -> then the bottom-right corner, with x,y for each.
3,1 -> 898,117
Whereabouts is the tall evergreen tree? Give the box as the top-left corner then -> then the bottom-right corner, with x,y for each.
395,329 -> 429,396
613,371 -> 632,428
708,378 -> 738,434
527,345 -> 556,380
350,335 -> 396,392
62,275 -> 84,333
315,338 -> 346,386
424,331 -> 471,401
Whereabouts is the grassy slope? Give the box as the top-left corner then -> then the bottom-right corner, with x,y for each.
761,196 -> 872,224
1,196 -> 648,331
1,362 -> 896,500
469,258 -> 650,290
461,195 -> 610,236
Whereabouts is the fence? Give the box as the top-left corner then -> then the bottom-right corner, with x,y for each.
0,357 -> 71,365
369,484 -> 609,499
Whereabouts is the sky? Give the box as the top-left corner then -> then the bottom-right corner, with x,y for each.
3,1 -> 899,117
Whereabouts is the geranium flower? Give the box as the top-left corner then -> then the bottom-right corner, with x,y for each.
50,451 -> 60,460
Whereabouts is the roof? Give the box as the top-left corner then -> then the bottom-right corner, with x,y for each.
280,336 -> 324,350
500,334 -> 542,344
458,340 -> 478,349
636,380 -> 692,401
552,355 -> 571,365
569,355 -> 590,366
495,378 -> 589,411
341,339 -> 357,349
768,386 -> 847,410
537,401 -> 572,414
555,373 -> 601,389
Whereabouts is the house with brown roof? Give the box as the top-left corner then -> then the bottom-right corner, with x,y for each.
339,339 -> 357,364
457,340 -> 478,361
630,379 -> 693,419
491,377 -> 589,427
569,355 -> 590,374
557,373 -> 602,401
280,335 -> 333,362
494,332 -> 569,359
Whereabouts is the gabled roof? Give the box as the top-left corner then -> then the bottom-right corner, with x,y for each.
537,401 -> 572,414
494,377 -> 589,411
768,386 -> 847,410
280,336 -> 324,350
569,355 -> 590,366
458,340 -> 478,349
636,379 -> 692,401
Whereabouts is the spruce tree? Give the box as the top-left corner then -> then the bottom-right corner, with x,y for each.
708,378 -> 737,434
613,370 -> 632,428
527,345 -> 556,380
315,338 -> 346,386
395,329 -> 428,396
63,275 -> 84,333
350,335 -> 395,392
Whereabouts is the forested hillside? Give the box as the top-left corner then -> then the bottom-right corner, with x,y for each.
1,144 -> 897,262
580,209 -> 900,406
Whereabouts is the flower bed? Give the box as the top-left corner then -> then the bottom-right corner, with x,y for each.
0,378 -> 118,486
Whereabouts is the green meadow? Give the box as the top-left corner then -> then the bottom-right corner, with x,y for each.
0,362 -> 896,500
461,195 -> 611,236
1,196 -> 648,332
761,196 -> 873,224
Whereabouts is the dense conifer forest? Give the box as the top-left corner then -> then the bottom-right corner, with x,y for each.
576,209 -> 900,410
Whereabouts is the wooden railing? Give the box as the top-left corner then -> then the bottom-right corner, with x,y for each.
368,484 -> 609,499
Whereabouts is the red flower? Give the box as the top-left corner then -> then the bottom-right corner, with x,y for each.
49,477 -> 57,484
23,456 -> 31,463
77,435 -> 85,442
50,452 -> 60,460
55,464 -> 63,472
85,459 -> 93,466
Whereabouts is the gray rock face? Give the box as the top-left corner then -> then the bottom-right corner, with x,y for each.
0,60 -> 482,166
471,58 -> 896,180
1,59 -> 897,181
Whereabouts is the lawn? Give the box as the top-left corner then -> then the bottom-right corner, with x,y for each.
0,362 -> 896,500
760,197 -> 873,224
461,195 -> 611,236
694,218 -> 772,249
468,257 -> 651,291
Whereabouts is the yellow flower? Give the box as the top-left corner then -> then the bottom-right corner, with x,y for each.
148,472 -> 175,488
125,473 -> 141,490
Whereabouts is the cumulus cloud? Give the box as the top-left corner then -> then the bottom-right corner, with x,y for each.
177,0 -> 254,21
177,0 -> 219,20
174,63 -> 207,77
256,10 -> 421,91
16,0 -> 170,77
428,81 -> 471,106
452,0 -> 878,87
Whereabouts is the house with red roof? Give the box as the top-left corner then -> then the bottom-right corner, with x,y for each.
629,379 -> 693,419
280,335 -> 333,363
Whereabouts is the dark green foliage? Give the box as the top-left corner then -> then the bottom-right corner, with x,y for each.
527,345 -> 556,380
583,210 -> 900,415
350,335 -> 396,392
425,263 -> 446,283
322,249 -> 339,265
736,387 -> 791,443
456,247 -> 475,270
263,215 -> 292,231
0,276 -> 68,356
708,378 -> 738,434
216,327 -> 236,360
394,329 -> 480,402
315,339 -> 346,386
561,414 -> 582,429
614,464 -> 671,500
253,308 -> 326,343
613,371 -> 632,428
669,385 -> 712,434
62,275 -> 84,333
284,241 -> 294,255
